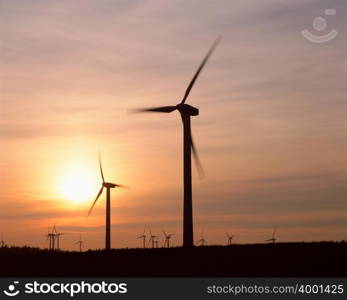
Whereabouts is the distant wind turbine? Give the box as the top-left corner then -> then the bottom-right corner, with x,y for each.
137,226 -> 147,248
52,225 -> 63,250
265,229 -> 277,243
75,234 -> 83,252
226,233 -> 234,245
134,38 -> 220,247
0,234 -> 6,248
88,152 -> 127,250
197,232 -> 206,246
45,227 -> 55,250
148,227 -> 159,248
162,230 -> 174,248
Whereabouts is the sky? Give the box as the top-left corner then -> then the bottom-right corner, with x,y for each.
0,0 -> 346,250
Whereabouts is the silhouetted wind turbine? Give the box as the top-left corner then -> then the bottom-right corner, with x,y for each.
197,232 -> 206,246
134,38 -> 220,247
53,225 -> 63,250
75,234 -> 83,252
0,234 -> 6,247
162,230 -> 174,248
45,227 -> 55,250
148,227 -> 159,248
88,153 -> 127,250
137,226 -> 147,248
226,233 -> 234,245
265,229 -> 277,243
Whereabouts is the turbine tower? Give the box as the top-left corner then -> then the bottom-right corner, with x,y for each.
137,226 -> 147,248
162,230 -> 174,248
265,229 -> 277,244
135,38 -> 220,247
88,152 -> 126,250
226,233 -> 234,246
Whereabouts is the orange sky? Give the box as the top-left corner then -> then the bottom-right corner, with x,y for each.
1,0 -> 346,250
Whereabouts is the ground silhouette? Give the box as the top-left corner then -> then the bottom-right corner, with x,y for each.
0,242 -> 346,277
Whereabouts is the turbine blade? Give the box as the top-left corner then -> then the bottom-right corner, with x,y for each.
98,151 -> 105,183
190,128 -> 205,179
134,106 -> 177,113
180,37 -> 221,104
114,184 -> 129,189
88,186 -> 104,216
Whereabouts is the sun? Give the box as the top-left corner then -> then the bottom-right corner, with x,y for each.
58,167 -> 97,204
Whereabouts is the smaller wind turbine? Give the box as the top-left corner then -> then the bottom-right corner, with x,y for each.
162,230 -> 174,248
44,227 -> 55,250
0,234 -> 6,248
53,225 -> 63,250
88,152 -> 127,250
137,226 -> 147,248
226,233 -> 234,245
265,229 -> 277,243
148,227 -> 159,248
75,234 -> 83,252
197,232 -> 206,246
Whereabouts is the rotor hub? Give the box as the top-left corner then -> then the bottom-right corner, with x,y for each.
177,103 -> 199,116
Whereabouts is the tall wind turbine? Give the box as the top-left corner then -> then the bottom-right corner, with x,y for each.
88,153 -> 126,250
134,38 -> 220,247
137,226 -> 147,248
162,230 -> 174,248
265,229 -> 277,244
226,233 -> 234,246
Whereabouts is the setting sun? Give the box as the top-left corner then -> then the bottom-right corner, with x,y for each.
58,166 -> 97,204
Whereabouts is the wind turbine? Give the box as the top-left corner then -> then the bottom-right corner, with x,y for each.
134,38 -> 220,247
75,234 -> 83,252
226,233 -> 234,245
52,225 -> 63,250
88,153 -> 126,250
137,226 -> 147,248
0,234 -> 6,248
265,229 -> 277,244
197,232 -> 206,246
148,227 -> 159,248
162,230 -> 174,248
44,227 -> 54,250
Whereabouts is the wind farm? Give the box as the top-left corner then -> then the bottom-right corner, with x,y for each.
0,38 -> 346,277
1,0 -> 347,279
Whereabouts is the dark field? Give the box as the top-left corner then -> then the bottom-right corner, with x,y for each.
1,242 -> 346,277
